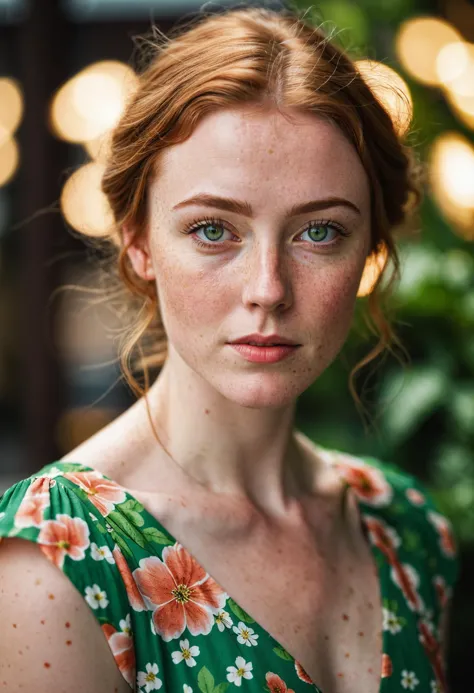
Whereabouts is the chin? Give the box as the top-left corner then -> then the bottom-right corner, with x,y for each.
212,372 -> 312,409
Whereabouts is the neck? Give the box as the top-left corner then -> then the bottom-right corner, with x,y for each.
141,354 -> 315,517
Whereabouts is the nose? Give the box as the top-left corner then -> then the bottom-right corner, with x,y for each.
241,241 -> 293,312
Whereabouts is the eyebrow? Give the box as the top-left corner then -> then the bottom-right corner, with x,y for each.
171,193 -> 361,218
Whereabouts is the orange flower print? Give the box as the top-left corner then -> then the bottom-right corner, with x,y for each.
102,622 -> 136,688
381,653 -> 393,678
427,511 -> 457,559
333,457 -> 393,506
406,488 -> 425,506
63,470 -> 127,516
37,513 -> 90,569
265,672 -> 295,693
14,476 -> 52,528
112,545 -> 146,612
133,543 -> 227,641
294,660 -> 313,684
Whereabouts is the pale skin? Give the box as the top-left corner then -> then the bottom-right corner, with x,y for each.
123,104 -> 372,516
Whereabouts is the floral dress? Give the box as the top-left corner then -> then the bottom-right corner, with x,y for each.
0,445 -> 459,693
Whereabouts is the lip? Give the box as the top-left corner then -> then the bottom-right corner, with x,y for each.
228,343 -> 300,363
228,333 -> 300,346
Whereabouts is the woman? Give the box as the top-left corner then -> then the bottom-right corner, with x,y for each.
0,7 -> 459,693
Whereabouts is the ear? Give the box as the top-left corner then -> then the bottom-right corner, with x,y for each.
122,224 -> 156,281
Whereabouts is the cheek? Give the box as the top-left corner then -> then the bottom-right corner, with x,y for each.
153,254 -> 230,341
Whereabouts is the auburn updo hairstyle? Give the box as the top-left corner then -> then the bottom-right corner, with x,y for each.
69,5 -> 423,430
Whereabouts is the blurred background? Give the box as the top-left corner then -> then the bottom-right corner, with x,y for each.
0,0 -> 472,688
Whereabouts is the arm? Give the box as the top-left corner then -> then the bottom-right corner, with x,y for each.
0,536 -> 131,693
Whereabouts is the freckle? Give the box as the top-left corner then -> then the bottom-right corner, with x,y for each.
368,668 -> 373,674
358,631 -> 364,636
12,624 -> 16,628
337,673 -> 344,678
324,635 -> 329,640
65,622 -> 70,628
204,409 -> 210,414
348,586 -> 355,595
342,613 -> 349,621
14,592 -> 18,597
367,601 -> 374,609
18,650 -> 23,655
44,662 -> 51,668
48,593 -> 55,600
345,652 -> 350,658
66,640 -> 72,646
35,578 -> 42,585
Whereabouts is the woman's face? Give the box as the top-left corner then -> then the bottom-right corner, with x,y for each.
127,106 -> 372,408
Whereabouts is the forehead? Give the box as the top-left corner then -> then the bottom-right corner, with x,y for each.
152,107 -> 370,212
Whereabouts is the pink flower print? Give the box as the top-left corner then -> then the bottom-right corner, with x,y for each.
133,543 -> 227,641
265,672 -> 295,693
14,476 -> 52,528
102,622 -> 136,688
381,653 -> 393,678
63,470 -> 127,516
295,660 -> 313,684
406,488 -> 425,506
391,562 -> 424,613
37,513 -> 90,569
333,457 -> 393,506
427,511 -> 457,559
112,545 -> 146,612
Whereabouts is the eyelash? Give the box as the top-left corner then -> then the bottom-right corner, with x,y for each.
182,216 -> 351,250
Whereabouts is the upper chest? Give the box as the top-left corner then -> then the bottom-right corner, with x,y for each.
129,484 -> 384,693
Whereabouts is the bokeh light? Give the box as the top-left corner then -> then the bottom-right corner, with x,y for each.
60,161 -> 114,236
0,135 -> 19,187
0,78 -> 24,136
356,59 -> 413,136
429,132 -> 474,240
50,60 -> 137,143
395,17 -> 461,86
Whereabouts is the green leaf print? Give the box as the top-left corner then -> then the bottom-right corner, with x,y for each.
198,666 -> 215,693
119,499 -> 145,527
213,683 -> 230,693
95,522 -> 107,535
227,598 -> 255,623
273,645 -> 294,661
107,510 -> 146,548
142,526 -> 175,546
109,528 -> 133,558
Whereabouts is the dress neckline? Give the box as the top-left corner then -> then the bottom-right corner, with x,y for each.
46,456 -> 391,693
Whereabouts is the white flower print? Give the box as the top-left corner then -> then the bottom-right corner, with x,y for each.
401,670 -> 420,690
382,608 -> 402,634
90,542 -> 115,564
171,638 -> 200,667
183,686 -> 193,693
215,609 -> 233,632
0,511 -> 6,522
150,618 -> 156,635
120,613 -> 132,636
233,621 -> 259,647
84,584 -> 109,609
137,662 -> 162,691
226,656 -> 253,686
430,680 -> 442,693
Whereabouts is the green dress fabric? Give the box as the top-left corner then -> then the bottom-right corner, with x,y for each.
0,446 -> 459,693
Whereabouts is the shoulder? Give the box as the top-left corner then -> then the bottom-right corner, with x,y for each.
316,445 -> 460,593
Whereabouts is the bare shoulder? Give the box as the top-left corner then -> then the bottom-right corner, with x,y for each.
0,537 -> 131,693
